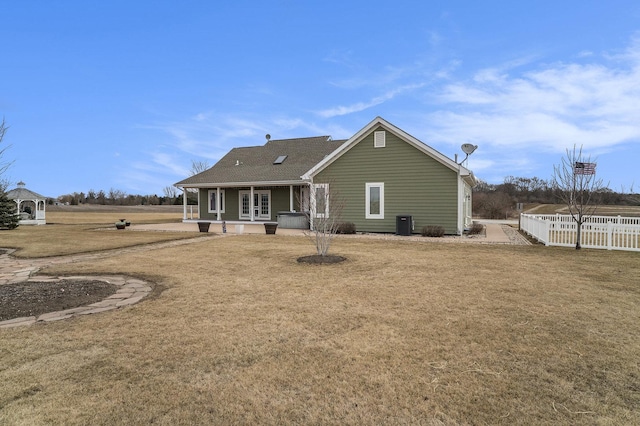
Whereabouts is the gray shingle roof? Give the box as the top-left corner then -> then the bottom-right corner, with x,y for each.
176,136 -> 345,187
6,186 -> 47,200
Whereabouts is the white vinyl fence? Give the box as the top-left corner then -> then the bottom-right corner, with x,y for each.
520,214 -> 640,252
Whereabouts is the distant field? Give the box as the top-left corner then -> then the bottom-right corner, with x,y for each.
46,204 -> 197,225
524,203 -> 640,216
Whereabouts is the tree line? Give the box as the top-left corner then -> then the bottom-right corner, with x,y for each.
473,175 -> 638,219
56,188 -> 197,206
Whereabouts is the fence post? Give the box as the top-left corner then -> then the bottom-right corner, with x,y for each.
543,219 -> 550,246
607,221 -> 613,250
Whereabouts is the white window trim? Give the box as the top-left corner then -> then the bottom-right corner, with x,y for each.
208,189 -> 225,214
374,130 -> 386,148
312,183 -> 329,218
365,182 -> 384,219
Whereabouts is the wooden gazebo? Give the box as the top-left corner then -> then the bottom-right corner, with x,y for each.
6,181 -> 47,225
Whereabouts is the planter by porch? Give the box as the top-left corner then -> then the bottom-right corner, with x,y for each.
264,223 -> 278,234
197,222 -> 211,233
115,221 -> 126,230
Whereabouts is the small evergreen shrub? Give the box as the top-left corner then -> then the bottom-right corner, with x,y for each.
421,225 -> 445,237
336,222 -> 356,234
0,192 -> 19,230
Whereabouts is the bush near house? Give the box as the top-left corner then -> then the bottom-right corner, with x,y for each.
336,222 -> 356,234
421,225 -> 445,237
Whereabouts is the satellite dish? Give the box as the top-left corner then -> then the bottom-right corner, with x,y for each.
265,134 -> 271,141
461,144 -> 478,155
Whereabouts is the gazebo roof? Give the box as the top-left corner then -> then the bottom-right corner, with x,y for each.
5,182 -> 47,200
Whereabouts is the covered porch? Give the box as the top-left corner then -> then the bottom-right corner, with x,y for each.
179,182 -> 311,229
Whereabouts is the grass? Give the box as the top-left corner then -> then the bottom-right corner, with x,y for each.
2,210 -> 201,258
1,214 -> 639,424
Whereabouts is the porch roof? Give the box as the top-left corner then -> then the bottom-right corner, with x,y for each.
176,136 -> 345,188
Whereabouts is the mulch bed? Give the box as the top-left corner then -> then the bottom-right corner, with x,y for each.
0,280 -> 118,321
297,254 -> 346,264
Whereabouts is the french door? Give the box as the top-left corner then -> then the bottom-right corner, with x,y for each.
239,190 -> 271,220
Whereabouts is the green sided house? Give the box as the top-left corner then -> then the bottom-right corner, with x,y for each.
175,116 -> 477,235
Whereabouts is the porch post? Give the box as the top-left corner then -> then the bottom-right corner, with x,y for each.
250,186 -> 255,222
289,185 -> 294,211
216,187 -> 221,221
182,188 -> 187,220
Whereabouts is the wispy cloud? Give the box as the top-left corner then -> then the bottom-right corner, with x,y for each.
427,39 -> 640,156
317,83 -> 426,118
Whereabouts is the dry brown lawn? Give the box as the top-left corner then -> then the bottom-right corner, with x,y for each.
2,209 -> 200,258
1,219 -> 639,424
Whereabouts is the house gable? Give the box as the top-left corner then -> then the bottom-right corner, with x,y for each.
302,116 -> 473,183
310,120 -> 462,234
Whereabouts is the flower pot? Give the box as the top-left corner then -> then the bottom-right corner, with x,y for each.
115,222 -> 126,230
264,223 -> 278,234
197,222 -> 210,233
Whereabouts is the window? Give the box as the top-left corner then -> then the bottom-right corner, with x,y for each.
312,183 -> 329,218
208,189 -> 225,213
374,131 -> 386,148
366,183 -> 384,219
273,155 -> 288,164
241,192 -> 250,217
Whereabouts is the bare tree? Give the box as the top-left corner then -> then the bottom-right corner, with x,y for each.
301,182 -> 345,257
108,188 -> 127,205
0,118 -> 13,179
0,178 -> 10,193
163,186 -> 178,204
190,160 -> 210,176
552,145 -> 607,250
184,160 -> 210,195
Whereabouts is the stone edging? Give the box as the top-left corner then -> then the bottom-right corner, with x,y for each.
0,275 -> 152,329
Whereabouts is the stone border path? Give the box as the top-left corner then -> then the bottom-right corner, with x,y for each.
0,275 -> 152,328
0,235 -> 220,329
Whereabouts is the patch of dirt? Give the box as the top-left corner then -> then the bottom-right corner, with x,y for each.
0,280 -> 118,321
297,254 -> 347,264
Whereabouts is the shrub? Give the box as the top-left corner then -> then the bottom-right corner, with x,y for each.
336,222 -> 356,234
468,223 -> 484,235
421,225 -> 445,237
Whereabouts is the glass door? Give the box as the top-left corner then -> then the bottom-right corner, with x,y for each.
240,190 -> 271,220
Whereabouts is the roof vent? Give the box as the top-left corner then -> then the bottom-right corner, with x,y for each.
273,155 -> 287,165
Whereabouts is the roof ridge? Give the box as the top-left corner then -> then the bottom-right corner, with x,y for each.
266,135 -> 331,143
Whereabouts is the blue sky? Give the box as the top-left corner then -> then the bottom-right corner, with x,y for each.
2,1 -> 640,197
